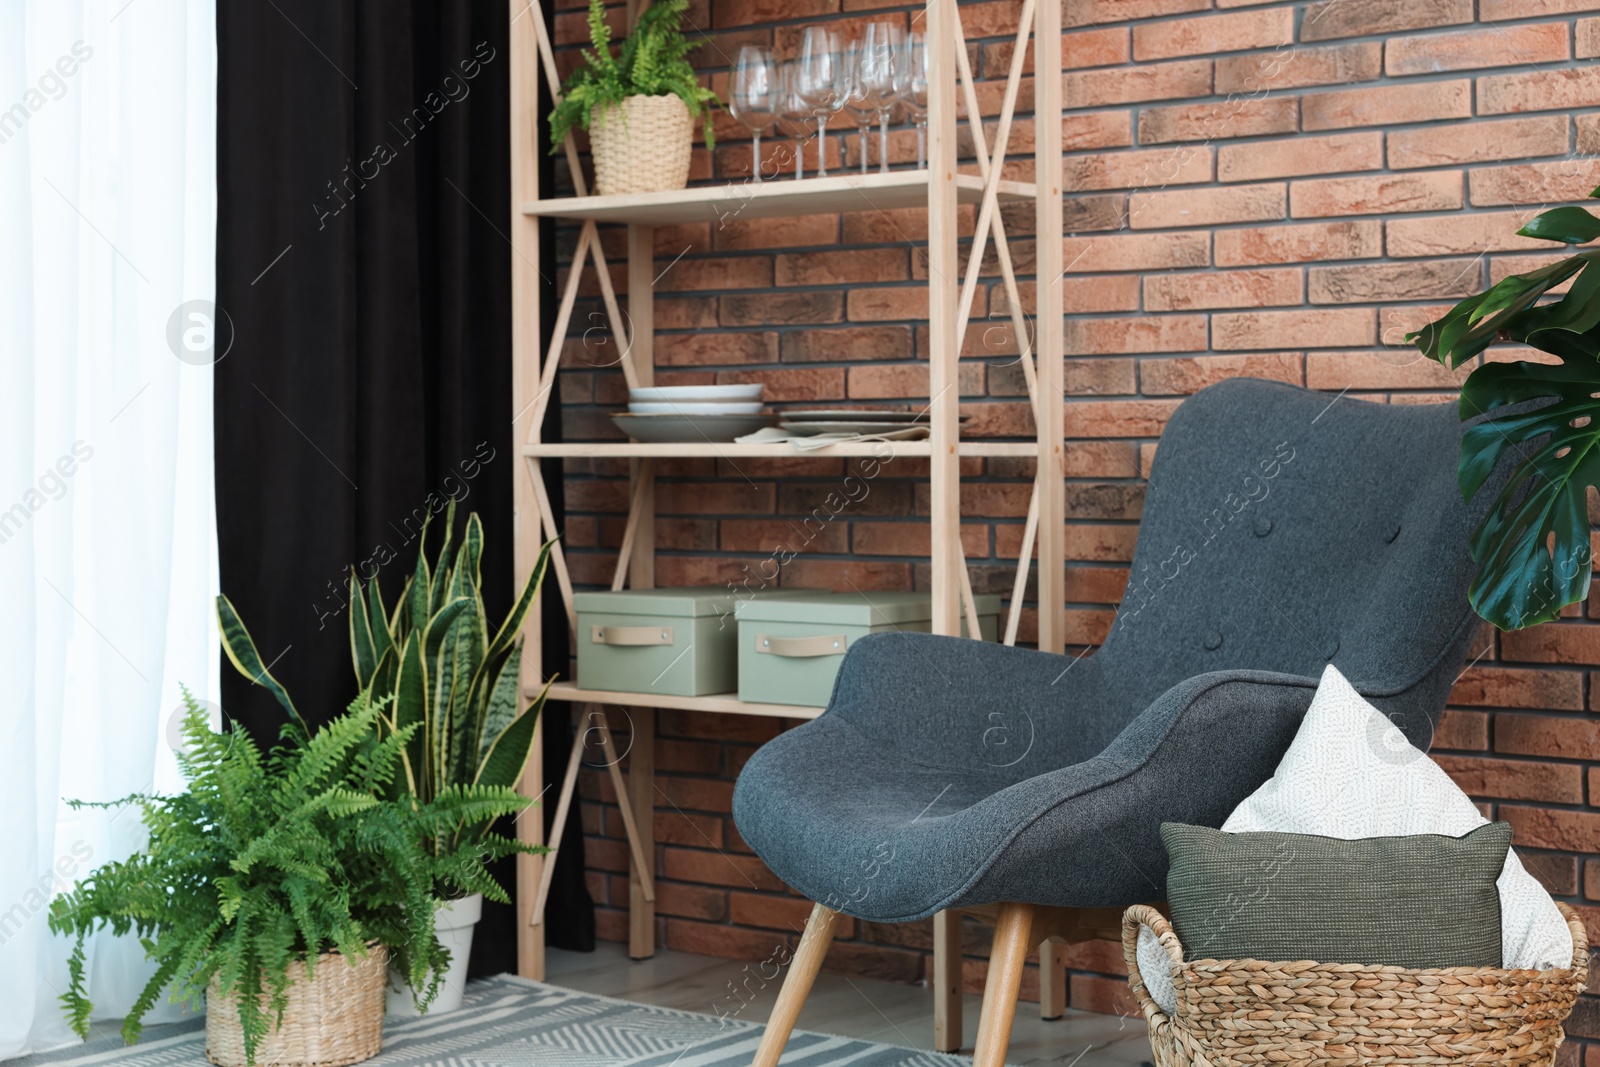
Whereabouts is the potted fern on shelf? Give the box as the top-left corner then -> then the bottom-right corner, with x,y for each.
549,0 -> 718,195
347,503 -> 554,1015
1409,185 -> 1600,631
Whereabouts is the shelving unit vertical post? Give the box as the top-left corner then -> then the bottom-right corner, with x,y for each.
623,226 -> 656,962
1032,0 -> 1067,1026
926,1 -> 964,1050
509,0 -> 546,982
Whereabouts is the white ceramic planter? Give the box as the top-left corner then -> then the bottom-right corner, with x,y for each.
384,893 -> 482,1017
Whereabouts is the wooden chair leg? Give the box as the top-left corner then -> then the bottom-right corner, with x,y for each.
933,909 -> 964,1052
1038,940 -> 1066,1020
972,902 -> 1034,1067
752,902 -> 839,1067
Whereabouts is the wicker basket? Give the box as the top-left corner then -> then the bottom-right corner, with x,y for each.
1122,903 -> 1589,1067
205,945 -> 386,1067
590,93 -> 692,196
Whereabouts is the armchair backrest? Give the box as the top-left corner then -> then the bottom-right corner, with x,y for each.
1095,378 -> 1483,748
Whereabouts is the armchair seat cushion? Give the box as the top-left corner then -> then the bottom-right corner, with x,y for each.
734,634 -> 1322,923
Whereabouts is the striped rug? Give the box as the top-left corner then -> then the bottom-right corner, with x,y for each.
17,976 -> 992,1067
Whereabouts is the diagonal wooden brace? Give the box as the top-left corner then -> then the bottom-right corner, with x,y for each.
611,460 -> 654,592
530,10 -> 638,394
1004,476 -> 1041,647
953,0 -> 1042,422
526,455 -> 578,633
532,704 -> 656,927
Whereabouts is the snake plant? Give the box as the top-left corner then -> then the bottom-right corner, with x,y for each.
1409,188 -> 1600,631
216,585 -> 540,908
346,502 -> 555,867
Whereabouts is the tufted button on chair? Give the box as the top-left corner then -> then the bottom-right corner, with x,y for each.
733,380 -> 1493,1066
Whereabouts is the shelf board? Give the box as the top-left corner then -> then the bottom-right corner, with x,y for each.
521,171 -> 1037,226
535,680 -> 822,720
522,440 -> 1041,458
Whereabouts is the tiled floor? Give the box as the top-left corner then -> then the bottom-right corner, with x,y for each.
546,942 -> 1155,1066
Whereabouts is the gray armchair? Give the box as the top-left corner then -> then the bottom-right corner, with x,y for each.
733,380 -> 1489,1066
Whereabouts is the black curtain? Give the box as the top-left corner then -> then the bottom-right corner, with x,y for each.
215,0 -> 594,968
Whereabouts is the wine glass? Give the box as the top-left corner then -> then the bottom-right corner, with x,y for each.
796,27 -> 846,178
842,42 -> 877,174
856,22 -> 903,174
729,46 -> 779,184
776,61 -> 811,180
896,32 -> 929,169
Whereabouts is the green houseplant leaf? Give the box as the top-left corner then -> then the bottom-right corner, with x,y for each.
1410,255 -> 1592,370
1410,188 -> 1600,630
348,571 -> 381,690
1519,204 -> 1600,244
548,0 -> 720,153
477,651 -> 523,765
347,508 -> 554,889
393,631 -> 428,795
476,681 -> 551,791
216,594 -> 307,738
1454,339 -> 1600,628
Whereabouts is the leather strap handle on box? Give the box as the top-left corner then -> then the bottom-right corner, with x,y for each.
754,633 -> 849,658
591,624 -> 674,646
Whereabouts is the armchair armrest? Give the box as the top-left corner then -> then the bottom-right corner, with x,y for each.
958,668 -> 1323,910
824,631 -> 1117,777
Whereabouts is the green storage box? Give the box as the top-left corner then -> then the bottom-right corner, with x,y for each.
735,591 -> 1002,707
575,588 -> 741,696
575,587 -> 818,697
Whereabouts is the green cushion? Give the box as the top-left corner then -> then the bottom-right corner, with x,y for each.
1161,821 -> 1511,969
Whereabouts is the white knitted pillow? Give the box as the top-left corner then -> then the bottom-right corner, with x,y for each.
1135,663 -> 1572,1015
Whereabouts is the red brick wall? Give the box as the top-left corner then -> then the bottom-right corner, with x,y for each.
550,0 -> 1600,1053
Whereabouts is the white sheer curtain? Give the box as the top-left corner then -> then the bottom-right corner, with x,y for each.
0,0 -> 218,1056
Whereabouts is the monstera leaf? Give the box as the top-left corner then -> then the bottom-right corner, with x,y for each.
1410,188 -> 1600,630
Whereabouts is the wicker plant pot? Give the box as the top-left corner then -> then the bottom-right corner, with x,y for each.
590,93 -> 692,196
1122,904 -> 1589,1067
205,945 -> 386,1067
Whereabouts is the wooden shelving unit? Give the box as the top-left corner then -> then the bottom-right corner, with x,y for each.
509,0 -> 1064,1051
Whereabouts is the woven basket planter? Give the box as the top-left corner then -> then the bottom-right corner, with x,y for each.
1123,903 -> 1589,1067
205,945 -> 386,1067
590,94 -> 692,196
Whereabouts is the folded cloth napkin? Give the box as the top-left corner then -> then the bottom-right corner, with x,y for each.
733,424 -> 930,451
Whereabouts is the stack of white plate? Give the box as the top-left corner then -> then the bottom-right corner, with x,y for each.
612,384 -> 776,443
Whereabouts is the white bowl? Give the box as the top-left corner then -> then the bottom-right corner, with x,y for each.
629,384 -> 764,403
628,401 -> 764,415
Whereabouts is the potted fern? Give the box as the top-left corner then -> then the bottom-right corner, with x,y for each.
347,504 -> 554,1014
549,0 -> 718,195
48,666 -> 529,1066
1409,186 -> 1600,631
